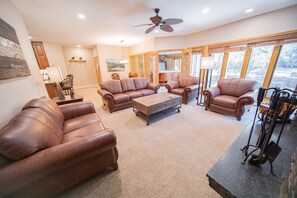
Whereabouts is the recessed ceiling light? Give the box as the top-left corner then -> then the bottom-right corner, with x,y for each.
245,9 -> 253,13
202,8 -> 210,13
154,29 -> 159,33
78,14 -> 85,19
77,45 -> 81,47
28,36 -> 32,39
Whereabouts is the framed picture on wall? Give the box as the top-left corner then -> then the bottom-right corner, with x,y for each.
106,58 -> 125,72
0,17 -> 31,80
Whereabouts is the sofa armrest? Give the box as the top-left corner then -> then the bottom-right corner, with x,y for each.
165,81 -> 179,92
97,88 -> 114,99
202,87 -> 221,110
60,101 -> 96,120
236,91 -> 255,106
185,84 -> 199,93
147,83 -> 160,93
0,129 -> 117,197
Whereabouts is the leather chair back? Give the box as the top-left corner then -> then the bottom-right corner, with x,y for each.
100,80 -> 123,94
218,78 -> 257,97
133,77 -> 149,90
120,78 -> 136,92
179,76 -> 199,88
22,97 -> 64,129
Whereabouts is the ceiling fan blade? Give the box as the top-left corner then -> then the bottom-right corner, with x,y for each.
145,25 -> 157,34
160,24 -> 173,32
162,18 -> 183,25
132,23 -> 153,27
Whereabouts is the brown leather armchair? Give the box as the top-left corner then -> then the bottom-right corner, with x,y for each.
165,76 -> 199,104
203,78 -> 257,121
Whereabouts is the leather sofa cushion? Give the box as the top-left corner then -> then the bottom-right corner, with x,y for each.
138,89 -> 154,96
179,76 -> 198,88
213,95 -> 238,109
218,78 -> 256,97
171,88 -> 184,95
113,93 -> 130,104
62,121 -> 106,143
133,78 -> 148,90
0,109 -> 62,160
120,78 -> 136,92
100,80 -> 123,94
22,97 -> 64,129
125,91 -> 143,99
63,113 -> 102,134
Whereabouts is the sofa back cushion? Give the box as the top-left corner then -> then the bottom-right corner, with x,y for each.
100,80 -> 123,94
0,109 -> 63,160
179,76 -> 199,88
22,97 -> 64,129
120,78 -> 136,92
133,77 -> 148,90
218,78 -> 257,97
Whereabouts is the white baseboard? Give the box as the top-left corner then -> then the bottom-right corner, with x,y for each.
74,84 -> 99,90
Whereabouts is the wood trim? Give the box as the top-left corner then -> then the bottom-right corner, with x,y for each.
220,53 -> 229,79
187,49 -> 192,76
188,30 -> 297,51
208,30 -> 297,49
157,48 -> 183,53
262,45 -> 282,88
240,48 -> 252,78
155,52 -> 159,84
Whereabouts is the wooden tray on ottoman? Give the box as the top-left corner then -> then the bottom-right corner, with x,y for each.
132,93 -> 182,125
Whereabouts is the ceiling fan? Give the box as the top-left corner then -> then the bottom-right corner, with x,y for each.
133,8 -> 183,34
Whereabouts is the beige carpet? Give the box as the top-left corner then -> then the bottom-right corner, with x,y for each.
58,87 -> 255,198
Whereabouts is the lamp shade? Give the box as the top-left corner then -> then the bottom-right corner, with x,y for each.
201,56 -> 214,69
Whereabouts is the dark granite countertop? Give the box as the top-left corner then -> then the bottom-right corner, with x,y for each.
207,123 -> 297,198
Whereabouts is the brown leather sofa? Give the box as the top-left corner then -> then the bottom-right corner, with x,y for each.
165,76 -> 199,104
0,97 -> 118,197
203,78 -> 257,121
97,77 -> 160,112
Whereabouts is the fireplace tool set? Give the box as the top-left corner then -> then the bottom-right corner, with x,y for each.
241,87 -> 297,175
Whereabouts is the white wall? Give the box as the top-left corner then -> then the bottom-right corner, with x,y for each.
43,42 -> 68,78
155,35 -> 187,51
97,45 -> 130,81
129,38 -> 155,55
186,5 -> 297,47
62,47 -> 98,89
0,0 -> 47,128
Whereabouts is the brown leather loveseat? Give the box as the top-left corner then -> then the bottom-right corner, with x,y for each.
0,97 -> 118,197
97,77 -> 160,112
203,78 -> 257,121
165,76 -> 199,104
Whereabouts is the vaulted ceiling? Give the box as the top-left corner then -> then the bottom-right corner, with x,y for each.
12,0 -> 297,46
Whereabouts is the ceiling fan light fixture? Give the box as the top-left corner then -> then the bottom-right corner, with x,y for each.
154,29 -> 159,33
120,40 -> 129,64
202,8 -> 210,13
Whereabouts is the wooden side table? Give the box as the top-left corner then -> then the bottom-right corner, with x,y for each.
53,94 -> 84,105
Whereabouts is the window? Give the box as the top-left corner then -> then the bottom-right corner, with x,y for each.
190,53 -> 202,77
225,51 -> 245,78
174,59 -> 181,71
245,46 -> 274,89
210,53 -> 224,86
269,43 -> 297,91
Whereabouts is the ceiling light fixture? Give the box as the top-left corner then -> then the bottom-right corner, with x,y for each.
28,36 -> 32,39
119,40 -> 129,64
245,9 -> 253,13
78,14 -> 85,19
202,8 -> 210,13
154,29 -> 159,33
